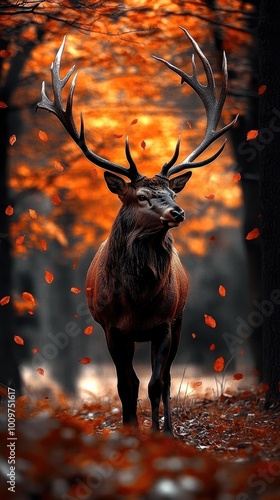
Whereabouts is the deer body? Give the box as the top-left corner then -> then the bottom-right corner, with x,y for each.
37,28 -> 237,434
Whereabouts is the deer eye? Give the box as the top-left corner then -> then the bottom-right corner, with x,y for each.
138,195 -> 147,202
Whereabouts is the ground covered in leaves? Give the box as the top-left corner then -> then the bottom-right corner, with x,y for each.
1,386 -> 280,499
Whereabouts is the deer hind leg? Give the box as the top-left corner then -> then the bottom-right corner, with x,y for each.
162,316 -> 182,435
148,323 -> 172,432
107,327 -> 139,426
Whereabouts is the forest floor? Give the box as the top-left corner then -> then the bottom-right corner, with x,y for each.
1,381 -> 280,500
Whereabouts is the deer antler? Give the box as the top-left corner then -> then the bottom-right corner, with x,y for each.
36,36 -> 144,182
153,27 -> 238,178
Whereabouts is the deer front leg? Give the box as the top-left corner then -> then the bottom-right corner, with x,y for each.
148,323 -> 171,432
107,328 -> 139,426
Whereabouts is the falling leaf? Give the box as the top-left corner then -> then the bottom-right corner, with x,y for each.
16,235 -> 25,246
84,325 -> 94,335
71,287 -> 81,294
0,101 -> 8,108
209,236 -> 216,242
29,209 -> 38,219
9,134 -> 16,146
40,239 -> 48,251
44,269 -> 54,284
186,121 -> 192,129
246,130 -> 258,141
204,314 -> 216,328
37,367 -> 44,376
130,119 -> 138,125
72,257 -> 79,270
5,205 -> 14,216
233,373 -> 244,380
114,133 -> 123,138
191,332 -> 196,339
213,356 -> 225,372
79,357 -> 92,364
0,296 -> 10,306
0,50 -> 11,58
22,292 -> 35,306
141,140 -> 146,150
258,84 -> 267,95
210,343 -> 216,351
14,335 -> 24,345
53,160 -> 64,172
32,347 -> 39,354
246,228 -> 260,240
233,172 -> 241,183
204,193 -> 215,200
51,193 -> 61,206
219,285 -> 226,297
39,130 -> 48,142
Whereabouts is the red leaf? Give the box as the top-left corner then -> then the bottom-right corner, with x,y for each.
51,193 -> 61,206
209,343 -> 216,351
14,335 -> 24,345
32,347 -> 39,354
5,205 -> 14,216
72,257 -> 79,270
22,292 -> 35,306
0,296 -> 10,306
0,50 -> 11,58
39,130 -> 48,142
204,193 -> 215,200
9,134 -> 16,146
37,367 -> 44,376
16,235 -> 25,246
130,119 -> 138,125
45,269 -> 54,284
191,332 -> 196,339
258,84 -> 267,95
0,101 -> 8,108
209,236 -> 216,241
213,356 -> 225,372
141,140 -> 146,150
84,325 -> 94,335
114,133 -> 123,138
29,208 -> 38,219
219,285 -> 226,297
247,130 -> 258,141
186,121 -> 192,129
233,172 -> 241,183
71,287 -> 81,294
246,228 -> 260,240
53,160 -> 64,172
233,373 -> 244,380
79,357 -> 92,364
204,314 -> 216,328
40,239 -> 48,251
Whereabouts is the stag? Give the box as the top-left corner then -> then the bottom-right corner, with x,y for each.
37,28 -> 237,434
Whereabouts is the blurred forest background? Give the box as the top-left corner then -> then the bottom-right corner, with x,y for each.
0,0 -> 262,396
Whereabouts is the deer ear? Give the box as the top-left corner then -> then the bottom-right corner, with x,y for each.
104,172 -> 128,196
169,171 -> 192,193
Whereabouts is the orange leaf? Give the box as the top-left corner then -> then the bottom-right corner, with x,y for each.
191,332 -> 196,338
37,367 -> 44,376
32,347 -> 39,354
247,130 -> 258,141
233,172 -> 241,183
51,193 -> 61,206
114,133 -> 123,138
233,373 -> 244,380
9,134 -> 16,146
0,101 -> 8,108
16,235 -> 25,246
186,121 -> 192,129
79,357 -> 92,364
130,119 -> 138,125
40,239 -> 48,251
219,285 -> 226,297
44,269 -> 54,284
72,257 -> 79,270
53,160 -> 64,172
213,356 -> 225,372
5,205 -> 14,216
204,193 -> 215,200
210,343 -> 216,351
0,296 -> 10,306
29,208 -> 38,219
0,50 -> 11,58
246,228 -> 260,240
84,325 -> 94,335
258,84 -> 267,95
22,291 -> 35,306
39,130 -> 48,142
204,314 -> 216,328
141,140 -> 146,150
14,335 -> 24,345
71,287 -> 81,294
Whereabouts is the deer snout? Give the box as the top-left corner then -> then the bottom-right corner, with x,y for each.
160,206 -> 185,228
170,207 -> 185,222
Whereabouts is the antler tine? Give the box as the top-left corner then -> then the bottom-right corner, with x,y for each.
153,27 -> 238,178
36,37 -> 143,182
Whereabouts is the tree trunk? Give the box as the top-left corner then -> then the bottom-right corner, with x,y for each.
258,0 -> 280,406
